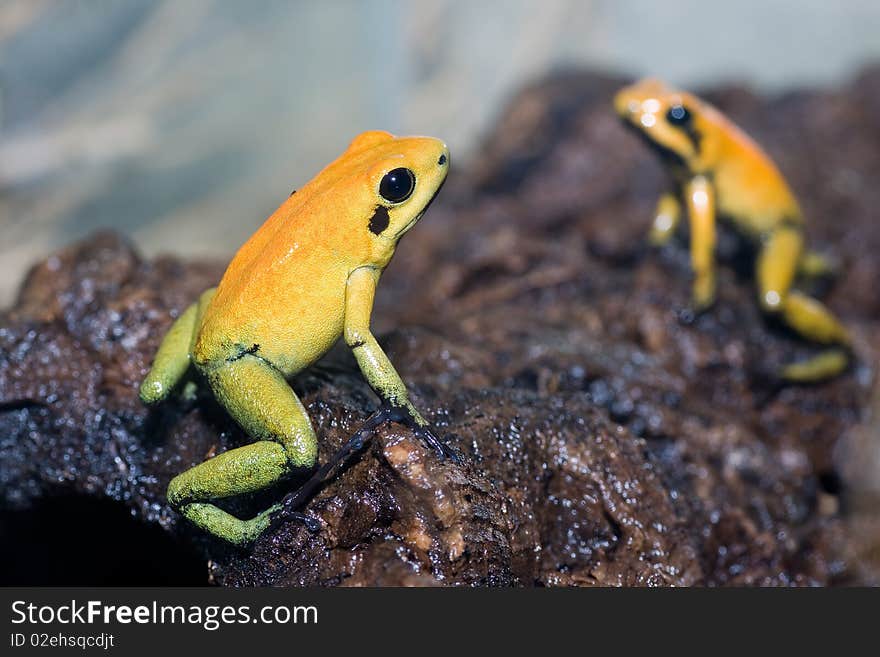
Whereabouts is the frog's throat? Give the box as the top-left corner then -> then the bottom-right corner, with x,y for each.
393,174 -> 447,240
396,211 -> 424,239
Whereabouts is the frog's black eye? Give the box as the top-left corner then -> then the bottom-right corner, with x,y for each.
379,168 -> 415,203
666,105 -> 692,125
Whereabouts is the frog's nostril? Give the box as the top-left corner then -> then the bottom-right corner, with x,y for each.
438,153 -> 447,166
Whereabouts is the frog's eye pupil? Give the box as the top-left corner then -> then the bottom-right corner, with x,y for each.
666,105 -> 691,125
379,168 -> 415,203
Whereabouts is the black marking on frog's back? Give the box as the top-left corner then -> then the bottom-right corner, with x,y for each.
368,205 -> 390,235
289,189 -> 297,197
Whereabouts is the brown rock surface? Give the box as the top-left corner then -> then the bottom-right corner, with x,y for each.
2,70 -> 878,586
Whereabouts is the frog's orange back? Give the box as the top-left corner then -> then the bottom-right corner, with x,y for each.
223,131 -> 398,282
193,131 -> 448,373
698,100 -> 803,232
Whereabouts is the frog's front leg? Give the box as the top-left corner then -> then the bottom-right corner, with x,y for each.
344,266 -> 457,460
166,354 -> 318,545
140,288 -> 216,404
648,192 -> 682,246
684,175 -> 717,311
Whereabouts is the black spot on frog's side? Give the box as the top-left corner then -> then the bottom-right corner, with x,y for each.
368,205 -> 390,235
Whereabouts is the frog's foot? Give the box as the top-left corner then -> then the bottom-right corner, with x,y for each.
179,501 -> 317,546
179,379 -> 200,402
377,404 -> 461,462
780,347 -> 850,383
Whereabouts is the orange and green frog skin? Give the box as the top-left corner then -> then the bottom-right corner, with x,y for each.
614,78 -> 851,382
139,130 -> 452,545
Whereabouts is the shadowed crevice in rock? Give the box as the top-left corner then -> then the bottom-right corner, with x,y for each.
0,494 -> 205,585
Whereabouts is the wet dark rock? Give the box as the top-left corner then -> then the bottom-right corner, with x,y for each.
2,69 -> 879,586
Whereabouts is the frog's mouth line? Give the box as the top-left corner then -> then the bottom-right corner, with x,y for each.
394,173 -> 447,240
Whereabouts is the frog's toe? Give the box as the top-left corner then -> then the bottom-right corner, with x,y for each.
268,501 -> 321,533
412,424 -> 462,463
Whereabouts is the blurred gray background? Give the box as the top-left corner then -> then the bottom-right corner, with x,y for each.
2,0 -> 880,306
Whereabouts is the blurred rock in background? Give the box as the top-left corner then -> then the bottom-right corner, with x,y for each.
2,0 -> 880,306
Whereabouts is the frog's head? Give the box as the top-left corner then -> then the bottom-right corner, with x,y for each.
614,78 -> 709,172
335,130 -> 449,267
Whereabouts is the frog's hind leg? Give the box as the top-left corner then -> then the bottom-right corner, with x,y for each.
168,442 -> 293,545
756,226 -> 851,382
167,353 -> 318,545
140,288 -> 216,404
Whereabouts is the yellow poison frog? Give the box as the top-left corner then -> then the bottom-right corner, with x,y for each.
140,131 -> 454,545
614,78 -> 851,382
